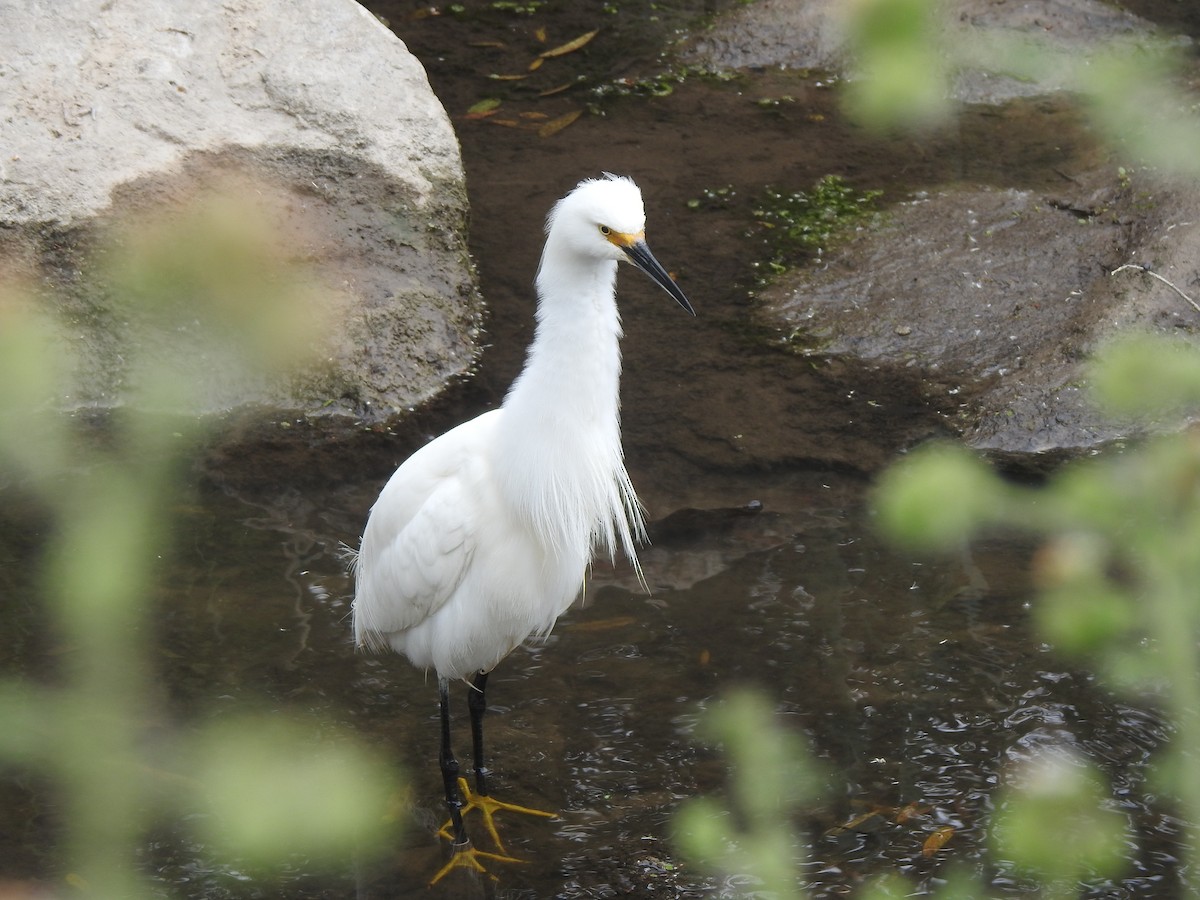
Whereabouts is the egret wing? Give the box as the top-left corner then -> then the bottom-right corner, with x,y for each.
356,480 -> 475,640
352,413 -> 497,647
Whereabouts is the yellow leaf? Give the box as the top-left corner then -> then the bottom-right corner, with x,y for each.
528,56 -> 545,72
827,808 -> 887,836
566,615 -> 636,632
487,73 -> 529,81
537,108 -> 583,137
922,825 -> 955,857
893,801 -> 930,824
538,29 -> 599,59
534,26 -> 547,42
538,82 -> 573,97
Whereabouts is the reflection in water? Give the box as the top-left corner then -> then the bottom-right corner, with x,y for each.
1,469 -> 1175,897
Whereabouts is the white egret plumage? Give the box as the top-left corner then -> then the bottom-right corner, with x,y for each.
352,174 -> 694,881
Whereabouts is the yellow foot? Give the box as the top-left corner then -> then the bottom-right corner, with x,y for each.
437,776 -> 557,855
429,842 -> 523,886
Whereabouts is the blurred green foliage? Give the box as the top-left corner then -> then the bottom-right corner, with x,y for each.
676,689 -> 825,896
871,330 -> 1200,895
678,0 -> 1200,896
844,0 -> 1200,181
0,186 -> 400,896
842,0 -> 949,129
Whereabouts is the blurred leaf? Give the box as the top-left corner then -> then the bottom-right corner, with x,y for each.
0,681 -> 57,761
703,689 -> 823,819
859,873 -> 913,899
0,290 -> 71,484
0,175 -> 406,895
676,689 -> 823,899
992,751 -> 1128,884
191,714 -> 400,869
873,442 -> 1005,550
1078,44 -> 1200,179
1032,534 -> 1136,656
1090,334 -> 1200,420
674,796 -> 730,863
104,182 -> 332,377
842,0 -> 950,130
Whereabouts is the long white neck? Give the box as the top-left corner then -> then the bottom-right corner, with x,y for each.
493,235 -> 645,567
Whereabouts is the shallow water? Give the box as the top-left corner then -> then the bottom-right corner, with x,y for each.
5,470 -> 1178,897
2,0 -> 1197,896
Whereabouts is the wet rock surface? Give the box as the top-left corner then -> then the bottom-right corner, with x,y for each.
760,168 -> 1200,458
680,0 -> 1170,104
682,0 -> 1200,463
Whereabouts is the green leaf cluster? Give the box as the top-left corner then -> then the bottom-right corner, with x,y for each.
0,188 -> 400,896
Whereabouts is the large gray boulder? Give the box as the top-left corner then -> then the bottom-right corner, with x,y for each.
0,0 -> 480,423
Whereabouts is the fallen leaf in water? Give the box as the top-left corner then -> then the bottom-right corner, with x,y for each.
894,801 -> 931,824
566,615 -> 636,632
534,26 -> 547,42
488,73 -> 530,81
519,111 -> 550,120
538,29 -> 599,59
538,108 -> 583,137
464,98 -> 502,119
468,40 -> 507,48
922,825 -> 955,857
539,82 -> 574,97
827,808 -> 888,836
528,56 -> 545,72
486,118 -> 526,129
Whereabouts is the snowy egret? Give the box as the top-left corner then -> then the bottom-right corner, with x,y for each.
352,174 -> 693,882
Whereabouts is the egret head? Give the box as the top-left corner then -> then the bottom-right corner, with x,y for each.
546,174 -> 695,315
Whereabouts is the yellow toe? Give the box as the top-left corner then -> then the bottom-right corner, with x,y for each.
429,842 -> 526,886
438,776 -> 557,855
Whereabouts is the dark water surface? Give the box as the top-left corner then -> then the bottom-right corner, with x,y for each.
8,473 -> 1177,898
2,0 -> 1196,897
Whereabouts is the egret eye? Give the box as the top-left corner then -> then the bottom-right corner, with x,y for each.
599,225 -> 612,236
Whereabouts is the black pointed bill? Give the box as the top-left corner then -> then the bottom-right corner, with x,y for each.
621,238 -> 696,316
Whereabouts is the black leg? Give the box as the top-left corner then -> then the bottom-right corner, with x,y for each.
437,677 -> 469,847
468,670 -> 491,797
